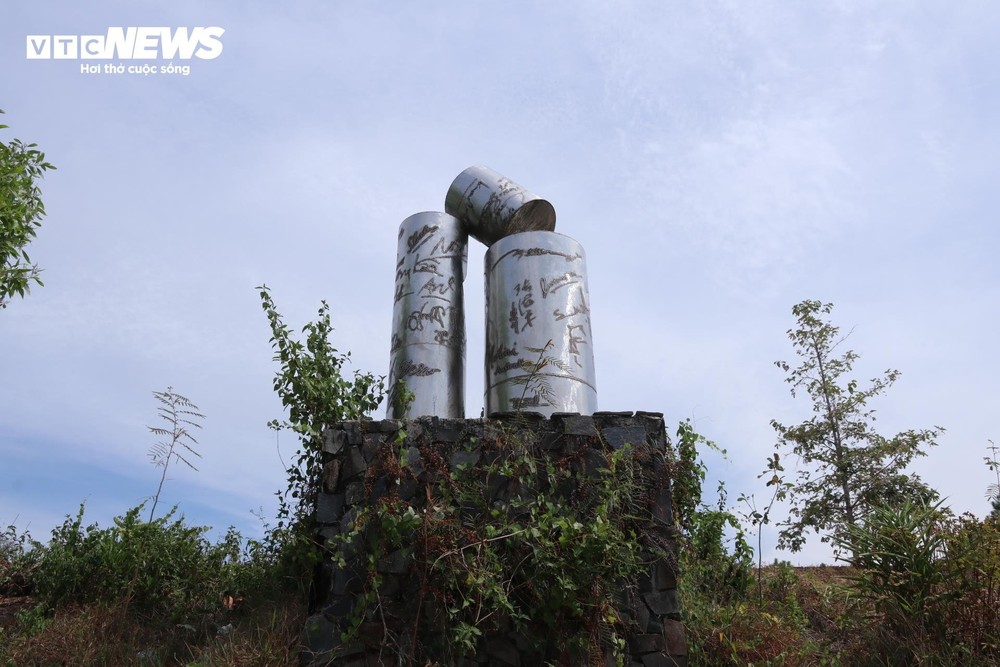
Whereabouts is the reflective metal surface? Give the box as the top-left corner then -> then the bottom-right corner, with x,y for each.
445,165 -> 556,247
484,231 -> 597,416
387,212 -> 467,418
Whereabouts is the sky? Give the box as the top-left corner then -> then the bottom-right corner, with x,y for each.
2,2 -> 998,566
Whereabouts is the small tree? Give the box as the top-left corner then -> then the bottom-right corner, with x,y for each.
1,109 -> 55,308
147,387 -> 205,522
771,300 -> 941,555
257,285 -> 384,568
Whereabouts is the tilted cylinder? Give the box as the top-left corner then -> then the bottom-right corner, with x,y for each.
387,212 -> 467,418
484,231 -> 597,416
445,165 -> 556,247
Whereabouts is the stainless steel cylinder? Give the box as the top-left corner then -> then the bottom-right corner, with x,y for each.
387,212 -> 467,418
445,165 -> 557,247
484,231 -> 597,416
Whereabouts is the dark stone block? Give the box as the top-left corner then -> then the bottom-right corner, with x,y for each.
603,426 -> 649,450
579,447 -> 608,478
662,619 -> 687,656
560,415 -> 599,437
336,529 -> 361,560
637,571 -> 654,594
345,482 -> 364,506
652,559 -> 677,591
487,476 -> 510,503
323,428 -> 348,455
407,421 -> 426,440
377,548 -> 411,575
450,447 -> 481,470
339,508 -> 357,534
300,613 -> 339,666
504,411 -> 546,424
316,493 -> 345,524
405,447 -> 425,478
651,481 -> 674,529
640,653 -> 675,667
362,433 -> 382,462
634,595 -> 651,632
434,420 -> 465,443
344,422 -> 364,445
538,430 -> 564,451
322,460 -> 341,493
334,564 -> 364,596
322,595 -> 354,619
344,446 -> 367,479
379,419 -> 404,433
644,589 -> 680,616
594,411 -> 635,418
628,633 -> 664,654
397,476 -> 418,501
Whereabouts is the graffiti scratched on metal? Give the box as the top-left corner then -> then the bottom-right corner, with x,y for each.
484,231 -> 597,416
445,165 -> 556,247
387,212 -> 467,418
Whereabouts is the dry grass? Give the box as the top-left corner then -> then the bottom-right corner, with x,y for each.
0,594 -> 308,667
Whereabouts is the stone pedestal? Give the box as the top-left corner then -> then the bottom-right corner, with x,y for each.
302,412 -> 686,667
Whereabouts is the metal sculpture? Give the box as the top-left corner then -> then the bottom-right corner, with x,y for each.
445,165 -> 556,247
388,167 -> 597,419
484,231 -> 597,416
387,211 -> 467,419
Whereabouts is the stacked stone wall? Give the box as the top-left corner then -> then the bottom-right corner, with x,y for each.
302,412 -> 686,666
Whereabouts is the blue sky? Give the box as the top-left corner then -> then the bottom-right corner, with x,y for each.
2,2 -> 998,565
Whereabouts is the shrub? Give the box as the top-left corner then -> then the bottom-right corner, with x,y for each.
30,504 -> 269,623
835,500 -> 1000,664
937,513 -> 1000,657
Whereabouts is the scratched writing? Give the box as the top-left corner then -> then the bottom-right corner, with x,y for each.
434,329 -> 451,345
393,281 -> 413,304
407,302 -> 450,332
487,340 -> 519,364
406,224 -> 438,254
539,271 -> 582,298
490,247 -> 583,271
419,275 -> 456,299
412,256 -> 443,277
511,394 -> 543,409
395,256 -> 410,283
508,279 -> 536,333
390,333 -> 403,353
494,358 -> 528,375
482,178 -> 519,224
567,323 -> 588,367
553,293 -> 590,321
397,358 -> 441,378
430,236 -> 465,256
